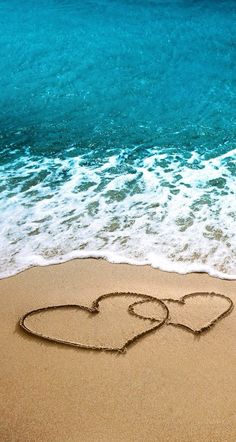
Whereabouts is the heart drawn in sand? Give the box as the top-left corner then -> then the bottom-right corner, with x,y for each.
130,292 -> 233,334
20,292 -> 234,354
20,292 -> 169,353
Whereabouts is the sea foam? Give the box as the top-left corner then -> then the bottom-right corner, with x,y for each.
0,147 -> 235,279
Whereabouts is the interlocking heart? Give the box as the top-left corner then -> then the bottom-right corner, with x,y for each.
19,292 -> 233,354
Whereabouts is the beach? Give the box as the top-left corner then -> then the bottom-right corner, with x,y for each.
0,258 -> 236,441
1,0 -> 236,440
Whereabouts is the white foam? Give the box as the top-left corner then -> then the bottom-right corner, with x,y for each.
0,148 -> 236,280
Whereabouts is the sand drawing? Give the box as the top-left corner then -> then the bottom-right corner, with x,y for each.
19,292 -> 233,354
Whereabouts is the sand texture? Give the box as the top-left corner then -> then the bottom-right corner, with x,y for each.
0,259 -> 236,441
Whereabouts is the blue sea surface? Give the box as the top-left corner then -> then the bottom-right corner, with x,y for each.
0,0 -> 236,278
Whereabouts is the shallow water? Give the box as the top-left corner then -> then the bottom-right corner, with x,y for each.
0,0 -> 236,278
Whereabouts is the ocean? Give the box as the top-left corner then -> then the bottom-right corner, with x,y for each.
0,0 -> 235,279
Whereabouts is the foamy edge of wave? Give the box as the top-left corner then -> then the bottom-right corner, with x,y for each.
1,149 -> 236,282
1,250 -> 236,281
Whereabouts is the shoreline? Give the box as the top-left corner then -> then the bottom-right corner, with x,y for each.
1,258 -> 236,441
1,252 -> 236,282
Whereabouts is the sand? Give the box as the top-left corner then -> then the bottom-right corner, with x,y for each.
0,258 -> 236,442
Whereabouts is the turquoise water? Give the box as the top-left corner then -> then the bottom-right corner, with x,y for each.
0,0 -> 236,278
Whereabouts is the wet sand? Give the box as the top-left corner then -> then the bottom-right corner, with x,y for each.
0,258 -> 236,441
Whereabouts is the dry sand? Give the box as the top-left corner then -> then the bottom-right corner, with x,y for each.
0,258 -> 236,441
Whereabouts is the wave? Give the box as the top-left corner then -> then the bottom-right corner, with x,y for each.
0,147 -> 235,280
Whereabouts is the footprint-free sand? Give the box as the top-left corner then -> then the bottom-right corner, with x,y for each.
0,259 -> 236,441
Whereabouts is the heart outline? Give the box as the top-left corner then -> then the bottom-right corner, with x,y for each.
129,292 -> 234,335
19,292 -> 169,353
